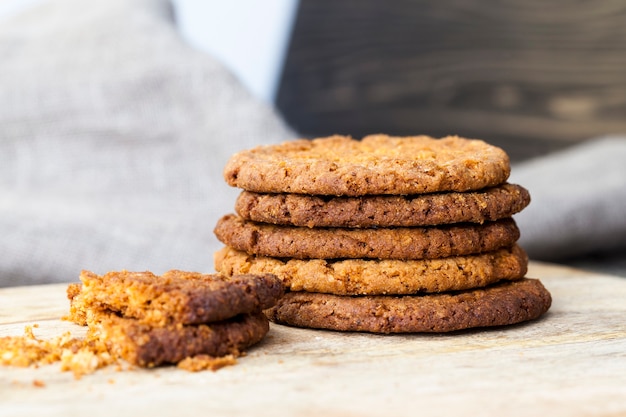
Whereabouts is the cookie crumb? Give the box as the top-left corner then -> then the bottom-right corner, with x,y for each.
0,326 -> 116,379
177,354 -> 238,372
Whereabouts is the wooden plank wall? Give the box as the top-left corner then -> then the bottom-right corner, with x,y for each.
276,0 -> 626,161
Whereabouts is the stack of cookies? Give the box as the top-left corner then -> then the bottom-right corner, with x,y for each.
214,135 -> 551,333
66,270 -> 284,367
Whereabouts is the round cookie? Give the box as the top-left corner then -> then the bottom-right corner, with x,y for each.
235,183 -> 530,228
215,245 -> 528,295
265,278 -> 552,333
224,135 -> 510,196
214,214 -> 520,260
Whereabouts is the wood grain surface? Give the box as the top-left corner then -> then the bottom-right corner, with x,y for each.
277,0 -> 626,161
1,261 -> 626,417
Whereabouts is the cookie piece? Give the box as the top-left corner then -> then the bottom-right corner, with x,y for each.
76,270 -> 284,326
265,278 -> 551,333
214,214 -> 520,260
224,135 -> 510,196
235,183 -> 530,228
88,311 -> 269,367
214,245 -> 528,295
66,282 -> 88,325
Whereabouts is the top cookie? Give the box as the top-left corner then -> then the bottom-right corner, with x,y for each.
224,135 -> 510,196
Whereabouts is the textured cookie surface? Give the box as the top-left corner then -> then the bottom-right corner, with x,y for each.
235,183 -> 530,228
88,311 -> 269,367
224,135 -> 510,196
76,270 -> 284,326
214,214 -> 520,260
215,245 -> 528,295
265,278 -> 551,333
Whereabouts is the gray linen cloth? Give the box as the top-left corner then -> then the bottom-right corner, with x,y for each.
511,136 -> 626,275
0,0 -> 294,286
1,0 -> 624,287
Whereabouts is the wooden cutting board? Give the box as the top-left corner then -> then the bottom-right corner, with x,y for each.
1,261 -> 625,417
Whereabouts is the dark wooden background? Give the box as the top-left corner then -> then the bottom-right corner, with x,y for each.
276,0 -> 626,161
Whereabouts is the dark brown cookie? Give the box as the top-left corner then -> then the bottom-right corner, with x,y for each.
265,278 -> 552,333
88,311 -> 269,367
75,270 -> 284,326
214,214 -> 520,260
214,245 -> 528,295
224,135 -> 510,196
235,183 -> 530,228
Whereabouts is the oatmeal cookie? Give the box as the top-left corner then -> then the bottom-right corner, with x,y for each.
235,183 -> 530,228
214,244 -> 528,295
214,214 -> 520,260
74,270 -> 284,326
265,278 -> 551,333
224,135 -> 510,196
88,311 -> 269,367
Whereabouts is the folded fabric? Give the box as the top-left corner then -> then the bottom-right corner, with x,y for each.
1,0 -> 624,287
0,0 -> 294,286
511,136 -> 626,263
